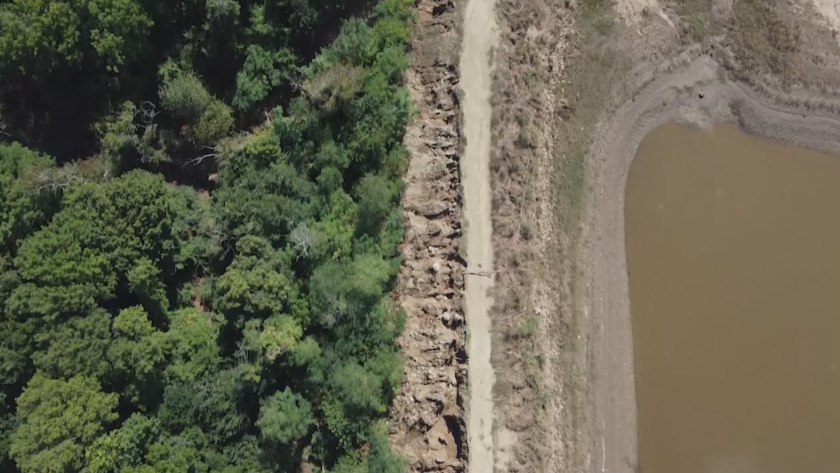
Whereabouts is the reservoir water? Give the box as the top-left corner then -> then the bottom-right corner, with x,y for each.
626,123 -> 840,473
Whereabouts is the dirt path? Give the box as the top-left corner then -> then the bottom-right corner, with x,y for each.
459,0 -> 499,470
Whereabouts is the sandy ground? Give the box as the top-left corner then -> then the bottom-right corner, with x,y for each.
615,0 -> 672,26
458,0 -> 499,470
811,0 -> 840,45
584,50 -> 840,472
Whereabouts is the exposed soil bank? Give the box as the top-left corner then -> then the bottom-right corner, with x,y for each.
585,53 -> 840,473
390,0 -> 468,471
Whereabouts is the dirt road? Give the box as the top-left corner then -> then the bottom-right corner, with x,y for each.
459,0 -> 499,470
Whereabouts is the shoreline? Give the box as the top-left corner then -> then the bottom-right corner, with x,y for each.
583,53 -> 840,473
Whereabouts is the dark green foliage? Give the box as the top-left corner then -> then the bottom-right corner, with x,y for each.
233,46 -> 296,110
0,393 -> 18,464
356,174 -> 400,236
0,0 -> 415,471
159,64 -> 235,147
213,134 -> 316,243
310,254 -> 393,327
162,308 -> 223,383
107,307 -> 167,407
85,413 -> 161,473
31,309 -> 113,380
0,0 -> 152,75
257,388 -> 314,443
213,236 -> 306,323
159,368 -> 248,443
0,144 -> 57,255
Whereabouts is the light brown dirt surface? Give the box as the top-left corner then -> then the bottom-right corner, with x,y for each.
458,0 -> 501,471
615,0 -> 674,26
482,1 -> 840,473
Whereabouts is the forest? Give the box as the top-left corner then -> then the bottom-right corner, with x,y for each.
0,0 -> 414,472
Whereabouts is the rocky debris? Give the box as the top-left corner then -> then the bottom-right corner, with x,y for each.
389,0 -> 467,471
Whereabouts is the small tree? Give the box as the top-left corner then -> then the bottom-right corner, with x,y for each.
159,69 -> 212,121
257,388 -> 314,444
232,45 -> 295,110
355,174 -> 396,236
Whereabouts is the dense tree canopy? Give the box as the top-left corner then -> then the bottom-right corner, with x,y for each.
0,0 -> 414,471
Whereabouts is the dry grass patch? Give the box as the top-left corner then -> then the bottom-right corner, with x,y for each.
487,0 -> 625,471
731,0 -> 800,80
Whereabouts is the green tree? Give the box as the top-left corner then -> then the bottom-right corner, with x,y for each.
310,190 -> 356,262
212,134 -> 315,243
355,174 -> 398,237
160,67 -> 213,121
162,308 -> 221,383
158,368 -> 248,443
31,308 -> 113,380
7,170 -> 183,320
330,362 -> 388,415
9,374 -> 118,473
213,236 -> 305,322
108,306 -> 167,407
97,101 -> 167,167
0,284 -> 37,388
257,388 -> 313,444
126,257 -> 169,316
132,428 -> 227,473
160,64 -> 234,146
232,45 -> 295,110
367,421 -> 407,473
0,0 -> 418,471
0,393 -> 18,466
84,413 -> 160,473
309,253 -> 392,327
109,307 -> 165,376
0,0 -> 151,75
240,315 -> 304,367
0,144 -> 57,255
191,100 -> 234,146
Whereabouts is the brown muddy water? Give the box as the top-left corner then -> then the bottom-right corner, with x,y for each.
626,123 -> 840,473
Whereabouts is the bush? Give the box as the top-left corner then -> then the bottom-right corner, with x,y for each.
520,222 -> 533,240
160,70 -> 212,121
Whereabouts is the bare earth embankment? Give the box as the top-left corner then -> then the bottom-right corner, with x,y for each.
390,0 -> 468,472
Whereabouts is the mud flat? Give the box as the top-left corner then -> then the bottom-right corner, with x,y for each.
584,53 -> 840,473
